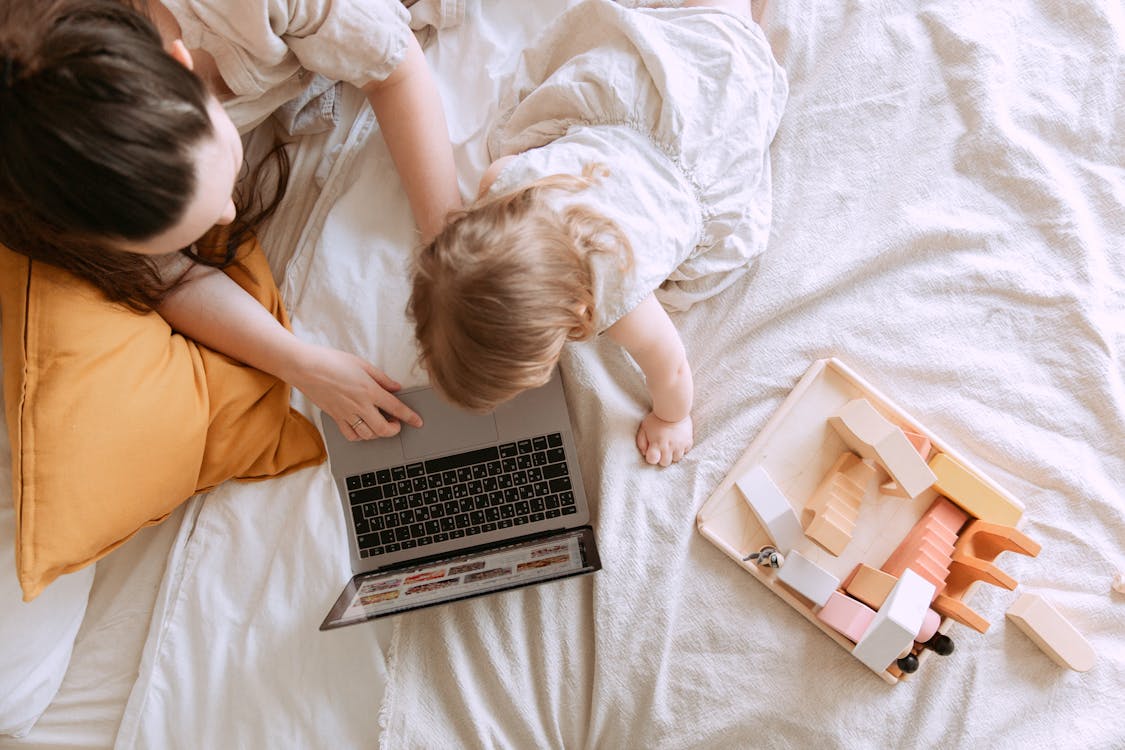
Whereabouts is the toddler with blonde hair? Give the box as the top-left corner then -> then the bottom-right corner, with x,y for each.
409,0 -> 787,466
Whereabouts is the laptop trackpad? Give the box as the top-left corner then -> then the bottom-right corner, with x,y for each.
398,389 -> 498,460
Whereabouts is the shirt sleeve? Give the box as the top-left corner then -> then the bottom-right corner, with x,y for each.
167,0 -> 412,97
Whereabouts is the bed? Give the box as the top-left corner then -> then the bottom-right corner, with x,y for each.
4,0 -> 1124,747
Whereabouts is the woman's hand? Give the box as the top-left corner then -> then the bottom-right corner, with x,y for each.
286,343 -> 423,441
636,412 -> 693,467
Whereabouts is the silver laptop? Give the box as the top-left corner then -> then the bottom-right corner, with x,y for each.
319,369 -> 600,629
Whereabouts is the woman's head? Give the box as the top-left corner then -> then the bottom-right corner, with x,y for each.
409,170 -> 632,412
0,0 -> 244,309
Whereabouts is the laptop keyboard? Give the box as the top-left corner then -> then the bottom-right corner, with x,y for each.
344,432 -> 577,558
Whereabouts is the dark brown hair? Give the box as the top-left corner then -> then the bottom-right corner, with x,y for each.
0,0 -> 287,311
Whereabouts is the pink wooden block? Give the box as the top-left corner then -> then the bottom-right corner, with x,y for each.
817,592 -> 876,643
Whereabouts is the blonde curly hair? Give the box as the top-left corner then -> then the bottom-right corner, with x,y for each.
409,165 -> 632,411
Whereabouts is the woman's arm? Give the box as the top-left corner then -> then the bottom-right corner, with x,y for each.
363,33 -> 461,243
156,264 -> 422,441
605,294 -> 694,466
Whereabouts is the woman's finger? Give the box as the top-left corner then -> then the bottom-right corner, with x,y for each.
373,390 -> 423,428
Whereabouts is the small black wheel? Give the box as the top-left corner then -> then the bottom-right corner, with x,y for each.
896,654 -> 920,674
926,633 -> 955,656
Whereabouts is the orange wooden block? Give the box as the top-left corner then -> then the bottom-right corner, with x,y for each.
844,564 -> 898,610
932,593 -> 990,633
802,453 -> 873,556
929,453 -> 1023,526
954,520 -> 1042,562
880,497 -> 968,595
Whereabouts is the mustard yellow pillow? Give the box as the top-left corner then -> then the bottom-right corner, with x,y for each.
0,239 -> 325,601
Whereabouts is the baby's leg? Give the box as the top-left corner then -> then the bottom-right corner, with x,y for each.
682,0 -> 753,20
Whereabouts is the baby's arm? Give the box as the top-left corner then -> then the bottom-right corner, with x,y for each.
605,294 -> 694,466
363,33 -> 461,243
156,264 -> 422,441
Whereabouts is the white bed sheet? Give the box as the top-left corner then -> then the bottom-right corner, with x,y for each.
0,505 -> 184,750
111,0 -> 1125,748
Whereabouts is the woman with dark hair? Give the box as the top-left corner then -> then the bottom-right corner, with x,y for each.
0,0 -> 461,440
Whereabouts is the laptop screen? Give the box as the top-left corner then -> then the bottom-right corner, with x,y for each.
320,526 -> 600,629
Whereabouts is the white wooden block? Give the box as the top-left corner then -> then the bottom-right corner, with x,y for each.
828,399 -> 937,499
1006,593 -> 1096,672
851,569 -> 937,674
734,466 -> 804,553
776,550 -> 840,607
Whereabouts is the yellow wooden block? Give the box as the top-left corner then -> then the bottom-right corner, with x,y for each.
929,453 -> 1023,526
844,564 -> 898,610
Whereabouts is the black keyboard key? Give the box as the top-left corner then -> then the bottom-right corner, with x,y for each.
444,500 -> 459,515
393,496 -> 410,512
361,472 -> 377,487
474,495 -> 490,510
385,542 -> 401,553
442,470 -> 458,485
483,477 -> 499,492
455,513 -> 471,529
546,447 -> 566,464
431,503 -> 445,518
355,518 -> 370,535
543,462 -> 568,480
415,506 -> 431,521
549,476 -> 572,493
470,510 -> 486,525
423,445 -> 501,474
532,436 -> 548,451
456,467 -> 473,482
499,443 -> 518,458
358,532 -> 380,549
517,439 -> 533,454
363,502 -> 378,518
376,469 -> 392,484
410,523 -> 425,538
412,477 -> 427,492
485,507 -> 500,522
513,470 -> 528,486
438,486 -> 453,501
399,509 -> 415,525
346,476 -> 362,491
517,454 -> 533,470
397,480 -> 413,495
527,467 -> 543,482
515,501 -> 530,516
530,497 -> 545,513
472,464 -> 488,480
504,487 -> 520,503
459,498 -> 474,513
377,499 -> 393,515
427,474 -> 444,488
401,539 -> 418,550
547,433 -> 563,447
497,474 -> 513,489
501,458 -> 518,473
434,533 -> 449,543
417,536 -> 432,547
409,493 -> 424,508
425,520 -> 441,535
379,529 -> 395,545
498,518 -> 514,529
349,487 -> 382,506
500,505 -> 515,519
383,514 -> 399,529
453,484 -> 469,499
562,506 -> 577,515
481,522 -> 498,533
530,512 -> 545,522
486,461 -> 503,476
513,517 -> 529,526
468,480 -> 483,495
352,506 -> 365,524
546,495 -> 560,509
371,516 -> 385,531
560,491 -> 575,507
450,529 -> 465,540
518,485 -> 535,500
382,482 -> 398,498
546,508 -> 562,518
406,462 -> 425,477
467,526 -> 481,537
533,481 -> 550,497
440,517 -> 456,532
395,527 -> 410,542
391,466 -> 407,481
488,491 -> 505,506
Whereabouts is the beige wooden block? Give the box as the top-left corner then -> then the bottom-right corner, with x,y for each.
929,453 -> 1023,526
829,399 -> 937,498
880,430 -> 932,496
1006,593 -> 1095,672
802,452 -> 869,556
844,564 -> 898,610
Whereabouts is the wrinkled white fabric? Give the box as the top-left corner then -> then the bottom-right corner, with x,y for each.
488,0 -> 787,326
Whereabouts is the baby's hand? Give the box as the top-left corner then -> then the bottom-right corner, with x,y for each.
635,412 -> 693,467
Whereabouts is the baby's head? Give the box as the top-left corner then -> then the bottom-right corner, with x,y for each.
409,171 -> 631,412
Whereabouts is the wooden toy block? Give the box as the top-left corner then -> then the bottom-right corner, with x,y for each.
817,591 -> 876,642
880,497 -> 968,595
851,569 -> 936,674
932,593 -> 990,633
776,550 -> 840,607
843,564 -> 898,609
931,519 -> 1039,633
734,466 -> 804,553
828,399 -> 937,499
917,608 -> 941,642
953,520 -> 1041,562
1006,593 -> 1096,672
802,452 -> 872,555
929,453 -> 1023,526
880,430 -> 932,497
